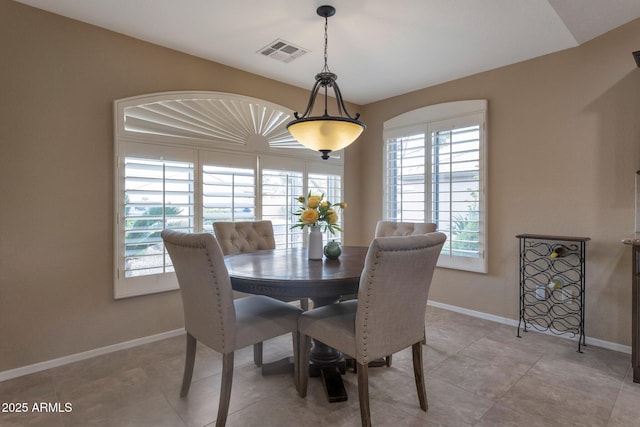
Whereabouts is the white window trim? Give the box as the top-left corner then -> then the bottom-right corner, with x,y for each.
383,100 -> 488,274
114,91 -> 344,299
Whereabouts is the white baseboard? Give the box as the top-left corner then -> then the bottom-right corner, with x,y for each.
0,328 -> 185,382
1,302 -> 632,383
427,300 -> 632,355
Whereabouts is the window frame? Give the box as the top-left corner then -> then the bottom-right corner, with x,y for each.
383,100 -> 488,273
114,92 -> 344,298
115,142 -> 198,298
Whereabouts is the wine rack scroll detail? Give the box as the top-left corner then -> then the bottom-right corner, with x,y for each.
516,234 -> 590,352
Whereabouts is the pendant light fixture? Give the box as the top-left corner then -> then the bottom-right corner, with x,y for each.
287,5 -> 365,160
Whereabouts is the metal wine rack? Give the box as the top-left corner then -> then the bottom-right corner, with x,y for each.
516,234 -> 590,352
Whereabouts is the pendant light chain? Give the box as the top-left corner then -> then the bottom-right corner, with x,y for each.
322,14 -> 330,73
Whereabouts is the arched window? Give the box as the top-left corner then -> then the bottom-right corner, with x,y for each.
114,92 -> 344,298
383,100 -> 488,273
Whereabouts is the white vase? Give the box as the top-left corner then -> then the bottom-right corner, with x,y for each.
308,225 -> 323,260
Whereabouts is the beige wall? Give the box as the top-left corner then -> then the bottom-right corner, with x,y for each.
0,0 -> 363,372
353,18 -> 640,346
1,0 -> 639,373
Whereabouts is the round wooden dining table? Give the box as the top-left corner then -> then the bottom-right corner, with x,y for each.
225,246 -> 367,303
224,246 -> 368,402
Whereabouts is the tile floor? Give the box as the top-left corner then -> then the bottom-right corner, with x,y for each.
1,306 -> 639,426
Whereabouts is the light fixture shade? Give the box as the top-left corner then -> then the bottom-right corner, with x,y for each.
287,117 -> 364,156
287,5 -> 365,160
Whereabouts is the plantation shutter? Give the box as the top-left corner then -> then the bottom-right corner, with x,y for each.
202,165 -> 256,230
308,172 -> 344,242
383,101 -> 487,273
123,157 -> 195,278
383,133 -> 427,222
261,167 -> 304,248
430,122 -> 481,261
115,142 -> 196,298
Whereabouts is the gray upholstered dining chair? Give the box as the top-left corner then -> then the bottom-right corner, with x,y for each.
374,220 -> 437,367
161,229 -> 302,427
213,220 -> 276,255
374,220 -> 437,237
213,220 -> 308,368
297,233 -> 446,427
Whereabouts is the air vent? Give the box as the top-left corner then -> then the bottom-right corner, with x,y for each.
258,39 -> 308,63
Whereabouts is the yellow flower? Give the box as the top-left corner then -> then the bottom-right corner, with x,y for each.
307,196 -> 322,209
327,210 -> 338,224
300,208 -> 319,225
291,192 -> 346,235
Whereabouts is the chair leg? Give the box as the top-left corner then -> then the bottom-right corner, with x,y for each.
180,332 -> 197,397
357,362 -> 372,427
412,342 -> 428,411
385,354 -> 393,367
292,331 -> 299,392
216,352 -> 234,427
253,342 -> 263,367
298,333 -> 312,397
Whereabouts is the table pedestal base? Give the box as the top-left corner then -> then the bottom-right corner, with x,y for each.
309,339 -> 348,402
225,247 -> 371,399
319,366 -> 347,403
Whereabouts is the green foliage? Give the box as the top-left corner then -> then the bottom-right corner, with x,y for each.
126,206 -> 182,254
450,190 -> 479,256
291,192 -> 346,235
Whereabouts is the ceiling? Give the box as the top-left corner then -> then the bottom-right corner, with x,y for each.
14,0 -> 640,105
